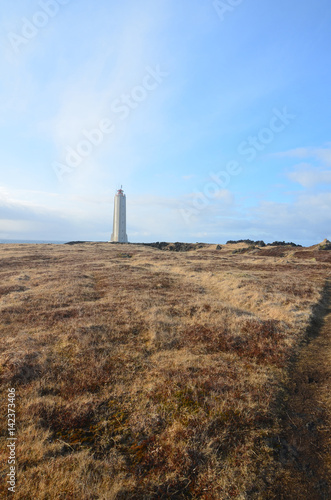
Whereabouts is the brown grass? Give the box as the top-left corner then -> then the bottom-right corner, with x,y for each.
0,242 -> 330,499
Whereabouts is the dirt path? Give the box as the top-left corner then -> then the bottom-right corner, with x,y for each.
273,280 -> 331,499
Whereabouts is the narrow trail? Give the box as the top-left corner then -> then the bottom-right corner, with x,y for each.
274,280 -> 331,499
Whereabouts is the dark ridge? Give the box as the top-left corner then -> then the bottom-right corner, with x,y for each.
226,239 -> 302,247
142,242 -> 206,252
267,241 -> 302,247
65,241 -> 90,245
226,239 -> 266,246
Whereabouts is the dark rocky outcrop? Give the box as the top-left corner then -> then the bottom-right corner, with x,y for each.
142,242 -> 206,252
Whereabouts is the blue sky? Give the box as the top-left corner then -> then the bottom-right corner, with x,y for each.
1,0 -> 331,244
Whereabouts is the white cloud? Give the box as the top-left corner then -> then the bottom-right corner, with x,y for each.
315,147 -> 331,166
0,185 -> 112,241
276,147 -> 313,159
276,144 -> 331,189
287,163 -> 331,187
276,145 -> 331,166
0,219 -> 38,234
249,192 -> 331,242
213,189 -> 235,203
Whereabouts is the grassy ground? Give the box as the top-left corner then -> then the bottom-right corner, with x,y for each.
0,242 -> 330,499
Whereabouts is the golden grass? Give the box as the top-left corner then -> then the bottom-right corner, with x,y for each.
0,242 -> 330,499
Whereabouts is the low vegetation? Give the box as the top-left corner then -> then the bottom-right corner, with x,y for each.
0,241 -> 330,498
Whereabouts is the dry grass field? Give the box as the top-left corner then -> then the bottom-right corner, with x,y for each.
0,241 -> 331,499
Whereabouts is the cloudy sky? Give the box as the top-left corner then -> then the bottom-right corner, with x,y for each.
1,0 -> 331,244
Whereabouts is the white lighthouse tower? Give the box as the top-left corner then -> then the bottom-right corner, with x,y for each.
110,186 -> 128,243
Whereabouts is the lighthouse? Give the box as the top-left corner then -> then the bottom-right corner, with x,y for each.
110,187 -> 128,243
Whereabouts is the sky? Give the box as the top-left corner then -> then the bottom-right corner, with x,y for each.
1,0 -> 331,245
